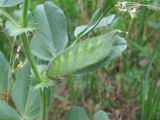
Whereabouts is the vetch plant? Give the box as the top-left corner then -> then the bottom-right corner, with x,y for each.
0,0 -> 127,120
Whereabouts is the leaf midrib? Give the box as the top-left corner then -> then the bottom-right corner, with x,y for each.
43,4 -> 56,54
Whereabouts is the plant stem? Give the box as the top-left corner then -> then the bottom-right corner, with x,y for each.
21,34 -> 41,81
125,17 -> 134,39
136,5 -> 147,44
22,0 -> 28,27
21,1 -> 47,120
21,0 -> 40,80
40,89 -> 46,120
21,0 -> 41,81
0,9 -> 19,26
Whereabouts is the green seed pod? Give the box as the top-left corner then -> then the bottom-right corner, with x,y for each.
47,30 -> 127,79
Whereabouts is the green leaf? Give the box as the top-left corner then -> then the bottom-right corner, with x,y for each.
0,101 -> 22,120
30,1 -> 68,61
22,88 -> 40,119
76,8 -> 104,38
11,64 -> 41,120
3,21 -> 36,37
47,31 -> 127,78
0,0 -> 22,7
95,14 -> 115,28
74,14 -> 115,37
63,106 -> 89,120
0,51 -> 8,91
92,111 -> 110,120
76,0 -> 117,38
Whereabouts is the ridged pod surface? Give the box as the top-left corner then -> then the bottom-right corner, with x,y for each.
47,31 -> 127,78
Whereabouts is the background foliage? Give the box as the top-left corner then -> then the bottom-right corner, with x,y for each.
0,0 -> 160,120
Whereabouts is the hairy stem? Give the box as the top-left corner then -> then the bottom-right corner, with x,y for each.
21,0 -> 41,81
21,34 -> 41,81
21,0 -> 47,120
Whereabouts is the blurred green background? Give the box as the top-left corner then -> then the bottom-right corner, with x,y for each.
0,0 -> 160,120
